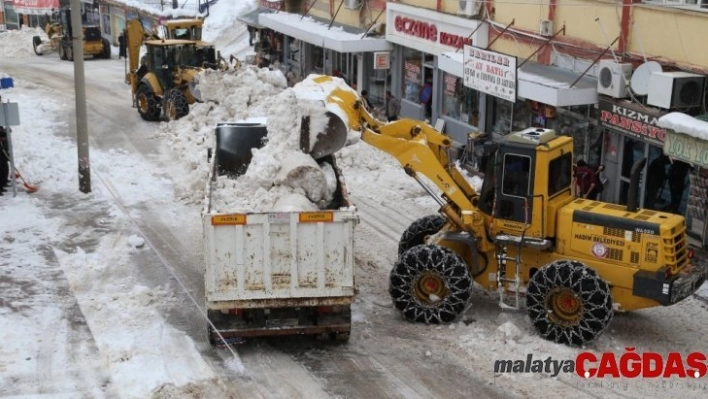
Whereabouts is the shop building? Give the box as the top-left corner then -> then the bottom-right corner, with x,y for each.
658,113 -> 708,249
246,1 -> 391,108
384,2 -> 488,143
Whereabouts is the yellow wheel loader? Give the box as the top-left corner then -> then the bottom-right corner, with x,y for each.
124,19 -> 218,122
32,8 -> 110,61
303,75 -> 706,346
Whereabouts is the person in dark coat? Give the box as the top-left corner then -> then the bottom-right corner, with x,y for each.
118,31 -> 127,59
360,90 -> 373,112
667,159 -> 691,214
0,127 -> 9,196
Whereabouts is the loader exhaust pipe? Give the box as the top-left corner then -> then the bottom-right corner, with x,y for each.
626,157 -> 647,213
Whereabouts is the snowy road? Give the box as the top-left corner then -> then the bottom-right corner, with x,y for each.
1,47 -> 510,398
3,32 -> 708,399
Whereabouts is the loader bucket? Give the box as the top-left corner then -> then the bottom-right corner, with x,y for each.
301,111 -> 348,160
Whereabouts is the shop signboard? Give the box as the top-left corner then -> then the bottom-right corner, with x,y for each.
664,131 -> 708,169
260,0 -> 282,11
9,0 -> 59,15
598,98 -> 666,147
374,52 -> 390,70
462,46 -> 516,102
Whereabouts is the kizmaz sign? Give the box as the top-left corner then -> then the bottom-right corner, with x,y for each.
598,98 -> 666,146
463,46 -> 517,102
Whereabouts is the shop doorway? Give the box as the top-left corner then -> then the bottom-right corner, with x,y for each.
616,136 -> 690,215
618,137 -> 645,206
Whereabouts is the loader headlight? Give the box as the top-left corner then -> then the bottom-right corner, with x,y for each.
190,75 -> 202,102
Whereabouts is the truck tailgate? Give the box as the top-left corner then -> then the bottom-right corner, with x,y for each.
204,210 -> 357,308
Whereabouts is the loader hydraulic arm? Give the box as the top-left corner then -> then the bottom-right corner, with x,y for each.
323,81 -> 488,241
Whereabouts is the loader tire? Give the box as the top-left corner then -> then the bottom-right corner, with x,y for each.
66,43 -> 74,62
398,214 -> 447,256
58,43 -> 67,60
136,84 -> 161,121
162,88 -> 189,121
33,36 -> 43,55
101,38 -> 111,59
526,259 -> 613,346
390,244 -> 471,324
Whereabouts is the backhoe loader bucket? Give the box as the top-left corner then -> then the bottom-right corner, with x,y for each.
301,111 -> 348,160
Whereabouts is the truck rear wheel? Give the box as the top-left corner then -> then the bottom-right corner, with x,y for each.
390,244 -> 471,324
526,259 -> 613,346
33,36 -> 43,55
398,215 -> 447,256
162,88 -> 189,121
136,84 -> 161,121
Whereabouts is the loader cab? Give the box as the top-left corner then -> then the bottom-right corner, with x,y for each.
144,40 -> 198,90
479,128 -> 574,238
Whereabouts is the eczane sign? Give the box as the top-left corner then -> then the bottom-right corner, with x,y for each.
463,46 -> 517,102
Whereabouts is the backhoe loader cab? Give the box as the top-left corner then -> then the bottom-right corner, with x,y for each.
160,18 -> 221,68
128,39 -> 202,121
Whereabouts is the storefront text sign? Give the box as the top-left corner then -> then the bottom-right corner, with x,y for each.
374,52 -> 390,70
664,131 -> 708,168
260,0 -> 282,10
463,46 -> 516,102
598,98 -> 666,146
385,3 -> 488,56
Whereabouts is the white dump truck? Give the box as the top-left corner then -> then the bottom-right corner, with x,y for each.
202,122 -> 358,344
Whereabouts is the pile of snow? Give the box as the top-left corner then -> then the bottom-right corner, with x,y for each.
658,112 -> 708,140
162,67 -> 357,213
0,27 -> 46,58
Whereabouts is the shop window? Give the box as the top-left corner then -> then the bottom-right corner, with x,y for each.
489,97 -> 527,136
402,47 -> 422,103
546,105 -> 600,165
312,46 -> 325,74
442,72 -> 479,127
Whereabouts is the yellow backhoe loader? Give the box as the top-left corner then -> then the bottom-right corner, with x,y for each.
124,19 -> 223,121
304,75 -> 706,346
32,7 -> 110,60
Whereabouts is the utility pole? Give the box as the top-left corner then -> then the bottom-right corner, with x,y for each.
70,0 -> 91,193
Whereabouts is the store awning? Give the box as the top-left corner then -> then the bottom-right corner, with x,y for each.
439,54 -> 597,107
237,7 -> 276,29
258,12 -> 392,53
517,63 -> 597,107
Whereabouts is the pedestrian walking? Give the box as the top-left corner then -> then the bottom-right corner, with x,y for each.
385,90 -> 400,122
585,164 -> 605,200
0,127 -> 9,196
118,31 -> 127,59
574,160 -> 595,198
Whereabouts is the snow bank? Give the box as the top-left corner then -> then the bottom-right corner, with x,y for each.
658,112 -> 708,141
163,67 -> 355,213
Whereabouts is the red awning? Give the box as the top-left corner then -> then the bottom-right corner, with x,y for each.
8,0 -> 60,15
